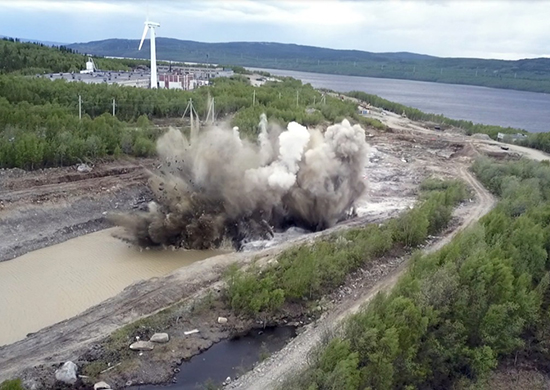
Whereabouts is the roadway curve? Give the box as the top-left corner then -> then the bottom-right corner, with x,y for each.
228,167 -> 496,390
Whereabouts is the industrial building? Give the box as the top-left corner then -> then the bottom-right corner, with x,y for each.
157,66 -> 233,90
39,59 -> 234,90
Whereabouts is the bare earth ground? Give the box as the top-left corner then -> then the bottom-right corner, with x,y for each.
227,165 -> 496,390
0,159 -> 155,262
0,112 -> 545,388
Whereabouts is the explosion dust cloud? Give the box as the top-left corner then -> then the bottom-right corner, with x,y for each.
111,115 -> 368,250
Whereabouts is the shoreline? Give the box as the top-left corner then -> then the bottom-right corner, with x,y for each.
248,67 -> 549,133
245,65 -> 550,96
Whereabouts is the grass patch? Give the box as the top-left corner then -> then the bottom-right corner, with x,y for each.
82,361 -> 108,378
282,158 -> 550,389
225,178 -> 468,318
0,380 -> 24,390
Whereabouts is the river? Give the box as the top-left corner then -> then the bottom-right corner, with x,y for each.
251,68 -> 550,133
0,228 -> 222,346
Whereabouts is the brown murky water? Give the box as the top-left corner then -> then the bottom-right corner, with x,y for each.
0,228 -> 222,346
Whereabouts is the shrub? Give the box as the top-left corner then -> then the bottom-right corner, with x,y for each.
0,379 -> 24,390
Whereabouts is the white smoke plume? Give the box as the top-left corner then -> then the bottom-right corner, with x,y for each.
111,116 -> 368,249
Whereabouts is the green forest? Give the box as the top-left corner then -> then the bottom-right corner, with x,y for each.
69,38 -> 550,94
0,40 -> 376,169
1,39 -> 544,171
0,75 -> 365,169
280,157 -> 550,389
226,179 -> 468,318
0,37 -> 149,75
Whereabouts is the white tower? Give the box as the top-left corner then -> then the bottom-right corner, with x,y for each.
138,20 -> 160,89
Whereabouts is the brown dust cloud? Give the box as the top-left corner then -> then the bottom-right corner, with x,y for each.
111,115 -> 368,250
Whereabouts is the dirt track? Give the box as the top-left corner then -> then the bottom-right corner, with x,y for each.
228,107 -> 545,390
228,167 -> 496,390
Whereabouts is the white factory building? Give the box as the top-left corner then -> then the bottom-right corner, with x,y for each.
42,62 -> 234,91
157,66 -> 234,90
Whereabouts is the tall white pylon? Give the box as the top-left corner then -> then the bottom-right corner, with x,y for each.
138,20 -> 160,89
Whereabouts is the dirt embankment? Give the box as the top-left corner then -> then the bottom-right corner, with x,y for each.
0,159 -> 155,262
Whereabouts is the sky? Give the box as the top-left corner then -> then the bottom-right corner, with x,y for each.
1,0 -> 549,60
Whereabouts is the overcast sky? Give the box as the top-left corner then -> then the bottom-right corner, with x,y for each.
1,0 -> 548,60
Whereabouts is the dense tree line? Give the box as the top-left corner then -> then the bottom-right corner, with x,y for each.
0,38 -> 148,75
284,157 -> 550,389
0,108 -> 157,169
519,132 -> 550,154
0,74 -> 354,123
0,71 -> 368,169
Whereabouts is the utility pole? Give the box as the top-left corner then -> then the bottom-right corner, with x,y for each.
211,98 -> 215,123
253,89 -> 256,106
78,95 -> 82,120
190,100 -> 195,141
112,98 -> 116,117
182,98 -> 199,142
205,94 -> 215,125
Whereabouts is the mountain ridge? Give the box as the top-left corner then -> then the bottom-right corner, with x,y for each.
67,37 -> 550,94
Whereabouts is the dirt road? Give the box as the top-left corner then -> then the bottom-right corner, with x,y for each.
228,167 -> 496,390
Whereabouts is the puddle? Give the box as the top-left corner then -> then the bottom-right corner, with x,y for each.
134,326 -> 296,390
0,228 -> 223,346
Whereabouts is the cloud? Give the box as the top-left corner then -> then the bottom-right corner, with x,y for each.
0,0 -> 548,60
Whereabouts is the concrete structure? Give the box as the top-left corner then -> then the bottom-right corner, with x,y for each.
157,65 -> 234,80
39,62 -> 233,90
39,70 -> 151,87
158,73 -> 191,90
79,57 -> 96,74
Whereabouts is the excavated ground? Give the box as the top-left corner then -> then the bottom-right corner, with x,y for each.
0,159 -> 156,262
0,113 -> 541,389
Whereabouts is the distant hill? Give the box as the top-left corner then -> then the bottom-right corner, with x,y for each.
68,38 -> 550,94
69,38 -> 436,63
0,38 -> 148,75
0,35 -> 67,47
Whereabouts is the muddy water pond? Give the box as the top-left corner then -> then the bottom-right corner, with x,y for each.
134,326 -> 296,390
0,228 -> 223,346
